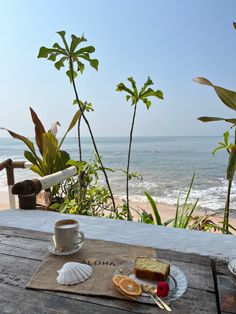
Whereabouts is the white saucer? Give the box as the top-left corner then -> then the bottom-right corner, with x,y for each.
48,240 -> 84,256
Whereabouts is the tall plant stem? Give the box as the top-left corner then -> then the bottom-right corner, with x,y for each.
77,116 -> 82,162
126,103 -> 137,221
69,59 -> 117,214
223,180 -> 232,234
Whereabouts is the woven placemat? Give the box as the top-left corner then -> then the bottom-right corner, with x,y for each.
27,238 -> 157,301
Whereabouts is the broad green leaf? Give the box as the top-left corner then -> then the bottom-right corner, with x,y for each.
76,60 -> 85,73
224,131 -> 229,144
59,110 -> 81,147
0,127 -> 35,153
140,76 -> 154,95
30,164 -> 45,176
198,116 -> 236,125
24,150 -> 38,165
143,98 -> 151,109
144,191 -> 162,225
70,35 -> 81,54
116,83 -> 134,96
126,95 -> 131,102
127,77 -> 138,97
77,46 -> 95,54
48,53 -> 57,61
198,116 -> 226,122
70,34 -> 87,54
55,57 -> 67,70
38,46 -> 51,58
227,145 -> 236,181
42,132 -> 58,174
53,150 -> 70,172
194,77 -> 236,111
30,107 -> 45,155
66,69 -> 78,82
57,31 -> 70,52
141,88 -> 164,99
89,59 -> 99,71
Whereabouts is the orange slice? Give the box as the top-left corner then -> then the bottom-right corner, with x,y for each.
112,275 -> 128,287
118,277 -> 142,296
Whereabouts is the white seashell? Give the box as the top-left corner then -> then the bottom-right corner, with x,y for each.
57,262 -> 92,285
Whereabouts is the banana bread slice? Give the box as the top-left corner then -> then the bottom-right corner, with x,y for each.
134,257 -> 170,281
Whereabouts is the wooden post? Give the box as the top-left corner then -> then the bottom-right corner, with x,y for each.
5,160 -> 15,209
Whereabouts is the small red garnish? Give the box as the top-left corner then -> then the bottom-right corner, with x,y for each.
156,281 -> 169,297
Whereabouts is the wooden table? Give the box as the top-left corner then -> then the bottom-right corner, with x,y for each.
0,226 -> 234,314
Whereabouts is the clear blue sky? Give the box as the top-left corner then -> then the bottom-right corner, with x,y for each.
0,0 -> 236,137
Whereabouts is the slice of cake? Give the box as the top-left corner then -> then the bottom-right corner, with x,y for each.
134,257 -> 170,281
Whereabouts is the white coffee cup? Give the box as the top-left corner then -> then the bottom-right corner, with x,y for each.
54,219 -> 84,252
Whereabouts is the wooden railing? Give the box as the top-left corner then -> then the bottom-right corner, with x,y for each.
0,159 -> 31,208
0,159 -> 77,209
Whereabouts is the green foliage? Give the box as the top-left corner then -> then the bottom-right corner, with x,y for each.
1,107 -> 80,178
141,173 -> 199,230
116,76 -> 163,108
38,31 -> 98,82
194,71 -> 236,233
51,159 -> 115,216
212,131 -> 233,155
173,173 -> 199,228
144,192 -> 162,225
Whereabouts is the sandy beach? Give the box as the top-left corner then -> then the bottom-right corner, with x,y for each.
1,190 -> 236,233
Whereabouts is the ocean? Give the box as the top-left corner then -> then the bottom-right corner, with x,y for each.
0,136 -> 234,211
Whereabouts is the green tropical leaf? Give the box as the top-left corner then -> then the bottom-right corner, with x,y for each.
193,77 -> 236,111
0,127 -> 36,153
76,60 -> 85,73
77,46 -> 95,54
140,76 -> 154,95
55,57 -> 67,70
116,83 -> 134,96
227,145 -> 236,181
198,116 -> 236,125
127,77 -> 138,97
89,59 -> 99,71
144,191 -> 162,225
42,132 -> 58,174
30,107 -> 45,156
38,46 -> 51,58
53,150 -> 70,171
30,164 -> 45,176
59,110 -> 81,147
24,150 -> 38,165
66,69 -> 78,82
70,35 -> 82,54
143,98 -> 151,109
56,30 -> 70,52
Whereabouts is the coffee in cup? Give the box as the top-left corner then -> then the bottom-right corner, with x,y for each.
54,219 -> 84,252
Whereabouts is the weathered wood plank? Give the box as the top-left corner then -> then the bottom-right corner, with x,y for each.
0,283 -> 137,314
214,259 -> 229,276
0,225 -> 51,241
157,248 -> 211,266
217,275 -> 236,314
0,233 -> 48,260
